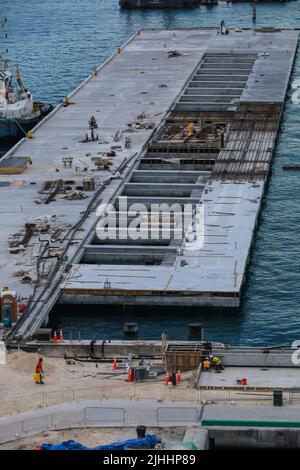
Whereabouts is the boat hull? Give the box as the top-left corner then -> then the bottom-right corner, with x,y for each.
0,103 -> 53,142
0,119 -> 20,141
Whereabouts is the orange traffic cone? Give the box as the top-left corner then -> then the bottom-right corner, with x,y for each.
165,370 -> 170,385
59,329 -> 64,342
113,357 -> 118,371
19,303 -> 26,314
128,368 -> 133,382
176,369 -> 181,384
53,330 -> 58,344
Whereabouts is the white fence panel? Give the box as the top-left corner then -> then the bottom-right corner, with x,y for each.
125,409 -> 157,426
85,407 -> 125,426
52,410 -> 85,428
158,407 -> 199,425
0,422 -> 22,443
22,415 -> 52,433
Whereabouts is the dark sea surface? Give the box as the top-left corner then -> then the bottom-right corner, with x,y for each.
1,0 -> 300,344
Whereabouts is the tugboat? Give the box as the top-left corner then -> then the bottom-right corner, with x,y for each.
0,62 -> 53,142
119,0 -> 201,8
0,18 -> 52,142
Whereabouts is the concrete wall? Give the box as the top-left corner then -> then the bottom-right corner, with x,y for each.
59,294 -> 239,307
184,427 -> 209,450
22,340 -> 166,358
212,348 -> 299,368
208,427 -> 300,449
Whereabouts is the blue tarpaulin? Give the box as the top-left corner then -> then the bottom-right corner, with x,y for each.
41,435 -> 161,450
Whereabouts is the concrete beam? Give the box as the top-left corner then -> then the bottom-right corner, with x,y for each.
192,75 -> 248,82
184,88 -> 243,95
82,251 -> 165,265
122,182 -> 204,197
175,103 -> 236,111
143,152 -> 218,159
138,163 -> 214,171
84,244 -> 177,253
180,95 -> 240,103
131,170 -> 206,183
92,237 -> 172,246
190,81 -> 246,88
115,196 -> 201,209
196,71 -> 250,77
204,59 -> 255,64
201,65 -> 253,71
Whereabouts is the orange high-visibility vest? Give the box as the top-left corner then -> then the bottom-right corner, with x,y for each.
35,361 -> 43,373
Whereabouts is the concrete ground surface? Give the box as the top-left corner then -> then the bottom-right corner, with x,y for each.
2,398 -> 300,449
3,397 -> 300,427
0,398 -> 202,446
198,366 -> 300,389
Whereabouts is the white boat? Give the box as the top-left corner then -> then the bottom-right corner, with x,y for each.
0,17 -> 52,142
0,61 -> 52,141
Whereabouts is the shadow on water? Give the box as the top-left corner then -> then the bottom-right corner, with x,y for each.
49,303 -> 243,343
0,140 -> 18,158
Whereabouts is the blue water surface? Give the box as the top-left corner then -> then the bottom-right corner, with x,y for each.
1,0 -> 300,345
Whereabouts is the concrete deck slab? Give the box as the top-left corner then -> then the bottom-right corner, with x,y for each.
198,367 -> 300,390
60,28 -> 298,310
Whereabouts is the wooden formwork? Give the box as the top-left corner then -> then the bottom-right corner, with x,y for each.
165,343 -> 211,371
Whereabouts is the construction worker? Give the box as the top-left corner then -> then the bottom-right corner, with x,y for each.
186,122 -> 194,138
202,357 -> 210,372
89,115 -> 98,129
34,357 -> 45,384
211,356 -> 223,371
171,369 -> 177,386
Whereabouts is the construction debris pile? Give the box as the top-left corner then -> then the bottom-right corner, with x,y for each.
167,50 -> 183,58
62,191 -> 88,200
94,157 -> 113,170
126,112 -> 155,131
7,214 -> 75,290
8,215 -> 69,252
34,177 -> 99,204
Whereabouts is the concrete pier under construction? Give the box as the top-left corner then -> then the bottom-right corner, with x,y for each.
0,27 -> 298,341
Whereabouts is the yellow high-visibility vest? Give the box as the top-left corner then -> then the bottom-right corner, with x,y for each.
212,357 -> 221,366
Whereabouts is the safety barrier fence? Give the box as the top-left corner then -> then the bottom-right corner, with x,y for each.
0,405 -> 201,444
0,384 -> 288,419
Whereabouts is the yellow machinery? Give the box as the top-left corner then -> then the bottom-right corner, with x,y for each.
187,122 -> 194,138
